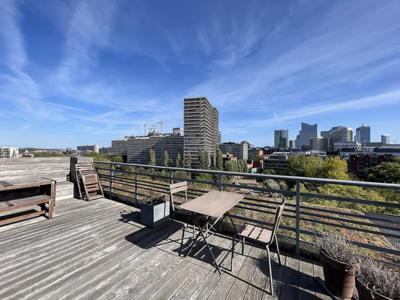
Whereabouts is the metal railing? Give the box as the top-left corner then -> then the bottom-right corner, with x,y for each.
94,161 -> 400,259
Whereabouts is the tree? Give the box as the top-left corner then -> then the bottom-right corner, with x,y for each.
238,160 -> 248,173
215,146 -> 224,170
286,155 -> 324,178
163,150 -> 169,167
148,149 -> 156,166
321,157 -> 349,180
175,153 -> 182,168
367,159 -> 400,183
183,153 -> 192,169
198,150 -> 210,170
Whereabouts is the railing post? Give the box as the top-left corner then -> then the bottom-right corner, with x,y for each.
169,169 -> 173,184
109,163 -> 113,200
295,180 -> 300,256
218,174 -> 223,191
134,166 -> 138,206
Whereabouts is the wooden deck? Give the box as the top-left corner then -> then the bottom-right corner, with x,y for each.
0,198 -> 330,300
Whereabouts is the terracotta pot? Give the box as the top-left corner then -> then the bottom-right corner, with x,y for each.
356,278 -> 392,300
320,249 -> 357,299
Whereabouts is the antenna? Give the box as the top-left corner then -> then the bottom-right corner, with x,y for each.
157,121 -> 163,134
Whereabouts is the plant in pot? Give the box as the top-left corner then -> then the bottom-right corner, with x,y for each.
317,234 -> 359,299
356,257 -> 400,300
140,192 -> 170,228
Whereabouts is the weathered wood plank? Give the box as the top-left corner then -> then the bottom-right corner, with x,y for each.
313,261 -> 331,300
278,255 -> 299,300
298,258 -> 317,300
226,246 -> 263,299
205,243 -> 253,299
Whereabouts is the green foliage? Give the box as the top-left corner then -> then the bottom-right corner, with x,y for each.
366,159 -> 400,183
148,149 -> 156,166
33,152 -> 65,157
84,152 -> 123,162
215,147 -> 224,170
175,153 -> 182,168
183,153 -> 192,168
322,157 -> 349,180
286,155 -> 349,180
163,150 -> 169,167
286,155 -> 324,178
225,160 -> 238,172
198,150 -> 210,170
314,184 -> 386,212
238,160 -> 248,173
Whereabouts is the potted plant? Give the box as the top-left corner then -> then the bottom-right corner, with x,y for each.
317,234 -> 358,299
140,192 -> 170,228
356,257 -> 400,300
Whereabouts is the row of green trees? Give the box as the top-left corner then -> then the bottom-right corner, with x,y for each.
147,146 -> 248,173
264,155 -> 399,214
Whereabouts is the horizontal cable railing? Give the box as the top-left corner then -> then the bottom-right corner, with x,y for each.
94,161 -> 400,259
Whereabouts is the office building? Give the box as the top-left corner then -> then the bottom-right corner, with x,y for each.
295,123 -> 317,149
184,97 -> 219,165
77,145 -> 99,154
381,134 -> 390,145
274,130 -> 289,149
355,124 -> 371,143
310,137 -> 329,152
289,140 -> 294,149
264,153 -> 290,174
219,141 -> 249,160
334,142 -> 361,152
329,126 -> 353,143
172,127 -> 184,136
0,147 -> 19,158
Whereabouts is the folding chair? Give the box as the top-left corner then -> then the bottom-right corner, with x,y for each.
231,199 -> 286,296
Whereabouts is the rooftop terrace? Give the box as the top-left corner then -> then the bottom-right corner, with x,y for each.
0,197 -> 330,300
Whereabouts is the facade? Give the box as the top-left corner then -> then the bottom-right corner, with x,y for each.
173,127 -> 184,136
355,124 -> 371,143
0,147 -> 19,158
381,134 -> 390,145
219,141 -> 249,160
264,153 -> 289,174
184,97 -> 219,165
111,139 -> 129,156
310,137 -> 329,152
274,130 -> 289,149
295,123 -> 317,149
77,145 -> 99,154
334,142 -> 361,152
289,140 -> 294,149
329,126 -> 353,143
347,153 -> 390,176
126,133 -> 184,165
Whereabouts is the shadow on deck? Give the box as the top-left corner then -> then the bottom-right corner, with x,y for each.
0,198 -> 330,300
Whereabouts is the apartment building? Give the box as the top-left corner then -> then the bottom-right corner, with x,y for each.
220,141 -> 249,160
184,97 -> 219,165
0,147 -> 19,158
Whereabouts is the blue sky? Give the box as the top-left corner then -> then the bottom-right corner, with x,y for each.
1,0 -> 400,148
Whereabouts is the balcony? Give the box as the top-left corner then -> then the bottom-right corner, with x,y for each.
0,197 -> 330,299
0,159 -> 399,299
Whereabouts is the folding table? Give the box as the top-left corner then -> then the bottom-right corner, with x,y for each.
179,190 -> 244,275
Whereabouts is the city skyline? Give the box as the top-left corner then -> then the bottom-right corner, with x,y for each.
1,0 -> 400,148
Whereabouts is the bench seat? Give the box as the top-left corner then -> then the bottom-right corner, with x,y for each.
0,195 -> 51,212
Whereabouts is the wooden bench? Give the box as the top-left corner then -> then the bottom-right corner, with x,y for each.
0,178 -> 55,226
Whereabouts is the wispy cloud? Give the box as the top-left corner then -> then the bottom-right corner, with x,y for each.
248,90 -> 400,128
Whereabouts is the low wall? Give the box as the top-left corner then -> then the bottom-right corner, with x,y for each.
0,157 -> 70,182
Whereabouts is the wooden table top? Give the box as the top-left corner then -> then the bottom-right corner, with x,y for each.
180,190 -> 244,218
0,178 -> 53,192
